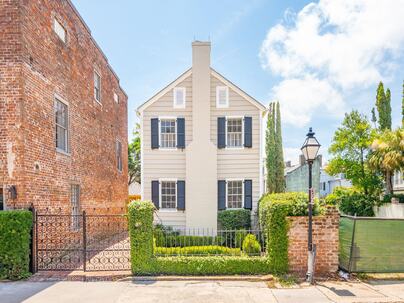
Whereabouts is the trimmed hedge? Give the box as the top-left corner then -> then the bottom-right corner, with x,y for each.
0,210 -> 33,280
217,209 -> 251,230
154,256 -> 270,275
154,245 -> 241,256
154,235 -> 224,248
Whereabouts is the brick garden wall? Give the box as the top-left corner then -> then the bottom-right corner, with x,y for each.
288,207 -> 339,274
1,0 -> 128,214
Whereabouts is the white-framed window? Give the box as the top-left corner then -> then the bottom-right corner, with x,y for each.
226,180 -> 243,209
114,92 -> 119,103
53,18 -> 66,43
71,184 -> 80,230
394,171 -> 404,187
160,119 -> 176,149
173,87 -> 186,108
216,86 -> 229,108
94,71 -> 101,103
116,139 -> 122,172
55,97 -> 69,153
226,117 -> 243,148
160,180 -> 177,209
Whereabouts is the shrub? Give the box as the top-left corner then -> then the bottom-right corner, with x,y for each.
0,210 -> 33,280
154,245 -> 241,256
242,234 -> 261,256
154,235 -> 225,247
128,200 -> 156,274
235,229 -> 248,248
155,256 -> 270,275
383,193 -> 404,204
326,187 -> 377,216
218,209 -> 251,230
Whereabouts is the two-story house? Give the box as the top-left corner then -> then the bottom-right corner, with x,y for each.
0,0 -> 128,214
137,42 -> 266,231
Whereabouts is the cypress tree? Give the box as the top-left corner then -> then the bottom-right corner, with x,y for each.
371,107 -> 377,128
385,88 -> 392,130
274,102 -> 285,192
265,102 -> 276,193
375,82 -> 392,130
402,81 -> 404,128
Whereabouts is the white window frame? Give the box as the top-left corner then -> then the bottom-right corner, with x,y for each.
216,86 -> 229,108
114,92 -> 119,103
53,18 -> 66,43
94,70 -> 102,104
225,179 -> 244,209
159,178 -> 177,211
116,139 -> 123,172
225,116 -> 244,149
54,95 -> 70,155
173,87 -> 186,109
159,117 -> 177,150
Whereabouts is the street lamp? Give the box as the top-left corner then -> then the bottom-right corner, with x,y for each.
301,127 -> 321,284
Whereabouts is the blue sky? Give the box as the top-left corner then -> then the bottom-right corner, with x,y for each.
72,0 -> 404,164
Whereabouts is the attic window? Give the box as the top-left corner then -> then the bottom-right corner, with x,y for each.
173,87 -> 186,108
216,86 -> 229,108
114,92 -> 119,103
54,18 -> 66,43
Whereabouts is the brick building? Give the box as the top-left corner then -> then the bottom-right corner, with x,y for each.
0,0 -> 128,214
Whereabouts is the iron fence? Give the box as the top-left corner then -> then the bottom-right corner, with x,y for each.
340,215 -> 404,273
153,226 -> 266,257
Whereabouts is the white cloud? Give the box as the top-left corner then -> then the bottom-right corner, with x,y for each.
283,147 -> 301,165
260,0 -> 404,126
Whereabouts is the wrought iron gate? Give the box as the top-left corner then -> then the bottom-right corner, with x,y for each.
32,209 -> 130,272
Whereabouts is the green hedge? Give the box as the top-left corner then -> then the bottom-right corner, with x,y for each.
154,235 -> 225,247
217,209 -> 251,230
154,245 -> 241,256
242,234 -> 261,256
0,210 -> 33,280
154,256 -> 270,275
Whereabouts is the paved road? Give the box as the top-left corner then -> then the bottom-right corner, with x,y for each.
1,280 -> 403,303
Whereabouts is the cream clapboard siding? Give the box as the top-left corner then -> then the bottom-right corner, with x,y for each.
142,75 -> 192,228
210,75 -> 261,213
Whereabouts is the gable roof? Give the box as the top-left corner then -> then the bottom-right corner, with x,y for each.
137,68 -> 267,115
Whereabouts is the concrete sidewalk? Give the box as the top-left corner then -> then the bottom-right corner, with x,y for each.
0,279 -> 403,303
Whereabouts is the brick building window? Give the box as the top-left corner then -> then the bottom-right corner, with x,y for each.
94,71 -> 101,103
71,185 -> 80,230
53,18 -> 66,43
55,98 -> 69,153
114,92 -> 119,103
116,140 -> 123,172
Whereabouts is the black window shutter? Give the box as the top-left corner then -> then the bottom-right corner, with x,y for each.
218,180 -> 226,210
177,118 -> 185,149
244,180 -> 252,210
244,116 -> 252,148
217,117 -> 226,148
151,118 -> 159,149
151,180 -> 159,209
177,181 -> 185,210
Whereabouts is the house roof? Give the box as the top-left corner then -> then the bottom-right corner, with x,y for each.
136,68 -> 267,115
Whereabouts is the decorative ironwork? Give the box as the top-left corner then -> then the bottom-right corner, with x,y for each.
35,211 -> 130,272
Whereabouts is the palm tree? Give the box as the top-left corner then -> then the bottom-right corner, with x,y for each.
368,128 -> 404,194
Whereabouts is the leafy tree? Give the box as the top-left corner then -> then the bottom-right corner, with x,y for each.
368,128 -> 404,194
326,111 -> 382,195
375,82 -> 392,130
265,103 -> 276,193
128,123 -> 141,185
274,102 -> 285,192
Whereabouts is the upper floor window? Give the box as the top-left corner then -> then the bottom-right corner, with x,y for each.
114,92 -> 119,103
227,180 -> 243,209
116,139 -> 123,172
173,87 -> 186,108
216,86 -> 229,108
55,98 -> 69,153
54,19 -> 66,43
160,119 -> 176,148
226,118 -> 243,147
94,71 -> 101,103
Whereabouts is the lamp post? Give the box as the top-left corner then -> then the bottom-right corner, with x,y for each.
301,127 -> 321,284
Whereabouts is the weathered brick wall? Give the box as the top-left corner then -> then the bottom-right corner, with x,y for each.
1,0 -> 128,214
288,207 -> 339,274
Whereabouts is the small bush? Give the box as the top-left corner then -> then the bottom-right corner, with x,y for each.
242,234 -> 261,256
154,245 -> 241,256
326,187 -> 377,216
383,193 -> 404,204
235,229 -> 248,248
218,209 -> 251,230
0,210 -> 33,280
154,235 -> 224,247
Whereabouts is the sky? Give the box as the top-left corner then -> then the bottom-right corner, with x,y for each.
72,0 -> 404,165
